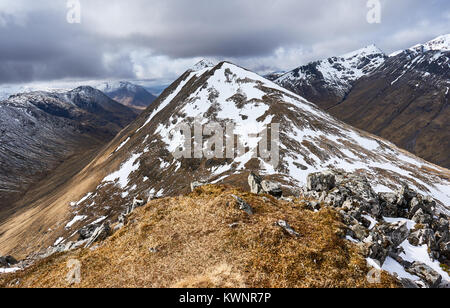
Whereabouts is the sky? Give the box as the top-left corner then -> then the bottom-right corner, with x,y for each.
0,0 -> 448,89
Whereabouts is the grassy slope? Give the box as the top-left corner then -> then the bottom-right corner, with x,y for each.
0,185 -> 400,288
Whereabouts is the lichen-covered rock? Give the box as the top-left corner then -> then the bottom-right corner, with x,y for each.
379,192 -> 399,217
408,228 -> 437,250
411,208 -> 432,226
277,220 -> 300,237
261,180 -> 283,198
351,224 -> 368,241
248,173 -> 263,194
307,171 -> 335,192
378,221 -> 410,247
439,242 -> 450,259
231,195 -> 253,215
406,262 -> 442,288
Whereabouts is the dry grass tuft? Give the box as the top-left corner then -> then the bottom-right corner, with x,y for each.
0,185 -> 400,288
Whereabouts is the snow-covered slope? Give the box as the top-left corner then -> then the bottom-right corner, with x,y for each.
62,61 -> 450,229
0,87 -> 136,209
330,34 -> 450,168
1,62 -> 449,279
274,45 -> 387,109
409,34 -> 450,53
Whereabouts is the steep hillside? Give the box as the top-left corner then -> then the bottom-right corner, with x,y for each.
0,61 -> 448,263
329,34 -> 450,168
0,87 -> 136,216
274,45 -> 387,109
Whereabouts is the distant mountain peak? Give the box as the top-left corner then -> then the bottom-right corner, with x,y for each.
191,59 -> 216,71
390,34 -> 450,57
340,44 -> 384,59
273,44 -> 386,109
410,34 -> 450,52
95,81 -> 157,111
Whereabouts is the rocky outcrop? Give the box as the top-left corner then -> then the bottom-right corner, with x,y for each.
406,262 -> 442,288
84,223 -> 111,248
302,169 -> 450,288
248,173 -> 283,198
277,220 -> 300,237
231,195 -> 253,215
0,256 -> 18,268
306,171 -> 336,192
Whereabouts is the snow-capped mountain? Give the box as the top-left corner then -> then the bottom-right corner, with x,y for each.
0,85 -> 69,101
1,61 -> 449,288
274,45 -> 387,109
96,81 -> 157,111
329,34 -> 450,168
191,59 -> 216,71
4,61 -> 448,254
0,87 -> 136,214
263,71 -> 286,81
410,34 -> 450,53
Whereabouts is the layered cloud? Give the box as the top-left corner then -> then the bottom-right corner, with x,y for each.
0,0 -> 448,84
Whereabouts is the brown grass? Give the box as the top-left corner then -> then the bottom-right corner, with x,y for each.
0,185 -> 400,288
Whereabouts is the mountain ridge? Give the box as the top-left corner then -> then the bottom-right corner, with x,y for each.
0,86 -> 136,219
273,45 -> 387,109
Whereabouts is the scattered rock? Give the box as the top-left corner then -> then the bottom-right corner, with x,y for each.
133,197 -> 145,208
78,223 -> 102,240
114,223 -> 125,231
191,181 -> 208,192
248,173 -> 263,194
411,208 -> 432,226
0,256 -> 18,268
351,224 -> 368,241
381,221 -> 410,247
379,192 -> 399,217
439,242 -> 450,259
84,223 -> 112,248
248,173 -> 283,198
118,213 -> 128,225
277,220 -> 300,237
231,195 -> 253,215
406,262 -> 442,288
307,171 -> 335,192
261,180 -> 283,198
400,278 -> 420,289
408,228 -> 436,249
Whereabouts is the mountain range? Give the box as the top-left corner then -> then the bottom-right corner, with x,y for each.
0,86 -> 136,220
272,34 -> 449,168
96,81 -> 157,112
0,35 -> 448,288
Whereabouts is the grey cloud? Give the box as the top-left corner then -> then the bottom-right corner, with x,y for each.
0,0 -> 448,84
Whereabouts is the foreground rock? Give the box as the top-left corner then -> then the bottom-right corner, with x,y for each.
303,169 -> 450,288
0,256 -> 18,268
248,173 -> 283,198
406,262 -> 442,288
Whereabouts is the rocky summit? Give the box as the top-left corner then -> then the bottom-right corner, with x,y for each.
0,170 -> 448,288
302,170 -> 450,288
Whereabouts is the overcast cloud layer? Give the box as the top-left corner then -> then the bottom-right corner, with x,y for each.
0,0 -> 448,86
